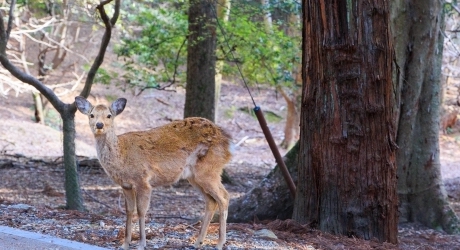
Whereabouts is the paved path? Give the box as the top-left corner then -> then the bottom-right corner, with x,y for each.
0,226 -> 109,250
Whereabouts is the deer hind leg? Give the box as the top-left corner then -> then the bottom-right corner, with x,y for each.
135,185 -> 152,250
191,177 -> 229,250
122,188 -> 136,250
212,182 -> 229,250
189,178 -> 218,248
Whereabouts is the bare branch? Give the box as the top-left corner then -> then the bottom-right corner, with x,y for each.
54,73 -> 85,97
451,3 -> 460,15
111,0 -> 121,26
19,34 -> 31,75
135,36 -> 187,96
39,32 -> 90,63
22,32 -> 57,48
0,1 -> 117,106
51,12 -> 68,70
15,17 -> 91,64
11,17 -> 57,35
0,8 -> 9,47
0,68 -> 35,95
79,0 -> 119,98
5,0 -> 16,40
0,1 -> 63,111
168,37 -> 187,87
13,16 -> 90,67
99,0 -> 113,5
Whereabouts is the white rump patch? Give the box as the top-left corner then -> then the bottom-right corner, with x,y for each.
181,144 -> 209,179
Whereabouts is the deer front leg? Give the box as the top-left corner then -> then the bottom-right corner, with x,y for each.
136,185 -> 152,250
122,188 -> 136,250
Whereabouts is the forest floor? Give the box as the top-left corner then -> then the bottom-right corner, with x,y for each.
1,83 -> 460,249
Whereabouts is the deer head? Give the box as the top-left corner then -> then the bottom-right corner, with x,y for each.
75,96 -> 127,135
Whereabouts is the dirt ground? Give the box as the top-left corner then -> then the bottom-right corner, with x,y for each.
2,83 -> 460,249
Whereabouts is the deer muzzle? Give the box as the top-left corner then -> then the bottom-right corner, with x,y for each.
96,122 -> 104,129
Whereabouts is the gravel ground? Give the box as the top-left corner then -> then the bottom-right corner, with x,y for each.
2,84 -> 460,249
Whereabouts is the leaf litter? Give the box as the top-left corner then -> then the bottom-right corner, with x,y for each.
1,84 -> 460,249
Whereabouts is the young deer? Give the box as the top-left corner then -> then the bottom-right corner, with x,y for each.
75,96 -> 232,250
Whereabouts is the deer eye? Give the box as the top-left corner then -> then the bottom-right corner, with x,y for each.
107,114 -> 112,119
90,114 -> 94,118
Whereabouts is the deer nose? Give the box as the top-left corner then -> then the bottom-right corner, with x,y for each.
96,122 -> 104,129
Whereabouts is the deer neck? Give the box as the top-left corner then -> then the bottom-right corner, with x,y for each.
94,130 -> 120,167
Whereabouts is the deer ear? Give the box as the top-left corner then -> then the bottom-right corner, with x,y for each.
110,98 -> 127,116
75,96 -> 93,115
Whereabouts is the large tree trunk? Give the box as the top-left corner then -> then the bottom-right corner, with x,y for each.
293,0 -> 398,243
392,0 -> 459,233
184,0 -> 217,122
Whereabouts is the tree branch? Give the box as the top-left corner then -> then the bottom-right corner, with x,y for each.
110,0 -> 121,26
6,0 -> 16,41
450,3 -> 460,15
0,0 -> 63,112
12,17 -> 56,35
79,0 -> 119,99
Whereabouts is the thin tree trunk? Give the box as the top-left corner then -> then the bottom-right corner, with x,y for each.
61,105 -> 84,211
214,0 -> 231,122
278,86 -> 299,150
32,92 -> 45,124
293,0 -> 398,243
184,0 -> 217,122
279,8 -> 301,149
260,0 -> 272,31
392,0 -> 459,233
185,0 -> 232,183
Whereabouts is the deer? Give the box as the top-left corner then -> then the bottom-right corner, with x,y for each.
75,96 -> 232,250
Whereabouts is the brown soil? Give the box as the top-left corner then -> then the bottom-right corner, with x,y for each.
1,83 -> 460,249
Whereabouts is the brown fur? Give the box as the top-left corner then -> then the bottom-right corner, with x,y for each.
75,97 -> 231,250
441,110 -> 458,134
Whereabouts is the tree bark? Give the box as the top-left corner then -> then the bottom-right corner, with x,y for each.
184,0 -> 217,122
293,0 -> 398,243
392,0 -> 460,233
228,0 -> 459,238
61,105 -> 84,211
